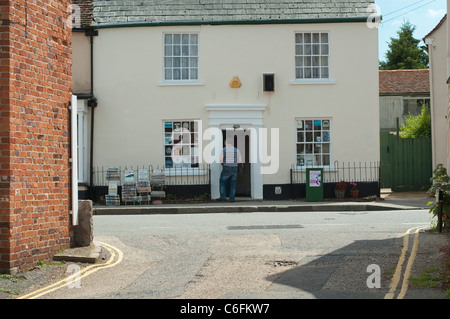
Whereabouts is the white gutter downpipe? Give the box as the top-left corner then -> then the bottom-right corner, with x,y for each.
71,95 -> 79,226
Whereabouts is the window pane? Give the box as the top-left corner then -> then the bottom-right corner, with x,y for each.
297,132 -> 304,142
164,34 -> 172,44
312,56 -> 319,66
190,57 -> 198,67
173,69 -> 181,80
313,33 -> 320,43
182,34 -> 189,44
323,155 -> 330,166
165,69 -> 172,80
190,45 -> 198,56
321,33 -> 328,43
182,45 -> 189,56
304,33 -> 311,43
182,68 -> 189,80
164,57 -> 172,67
321,56 -> 328,66
295,33 -> 303,44
173,57 -> 180,67
304,56 -> 311,66
313,68 -> 320,78
306,132 -> 313,142
304,68 -> 312,78
314,155 -> 322,166
296,68 -> 303,79
321,44 -> 329,55
305,144 -> 313,154
322,143 -> 330,153
295,44 -> 303,55
190,34 -> 198,44
305,120 -> 312,130
182,57 -> 189,67
173,45 -> 181,56
313,44 -> 320,55
190,68 -> 198,80
304,44 -> 311,55
173,34 -> 181,44
164,45 -> 172,56
321,67 -> 329,79
314,132 -> 321,143
295,56 -> 303,67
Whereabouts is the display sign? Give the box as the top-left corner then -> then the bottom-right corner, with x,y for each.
309,170 -> 322,187
306,168 -> 323,202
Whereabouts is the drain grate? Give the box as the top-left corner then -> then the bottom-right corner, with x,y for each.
227,224 -> 303,230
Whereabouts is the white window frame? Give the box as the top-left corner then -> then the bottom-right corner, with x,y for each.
77,100 -> 88,183
160,33 -> 204,86
295,118 -> 332,169
291,32 -> 335,85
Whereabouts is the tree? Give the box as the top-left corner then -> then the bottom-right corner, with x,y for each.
379,21 -> 429,70
399,104 -> 431,138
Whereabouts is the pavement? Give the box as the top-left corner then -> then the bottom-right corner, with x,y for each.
91,189 -> 433,216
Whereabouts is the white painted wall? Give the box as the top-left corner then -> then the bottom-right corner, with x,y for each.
90,22 -> 379,191
426,18 -> 449,169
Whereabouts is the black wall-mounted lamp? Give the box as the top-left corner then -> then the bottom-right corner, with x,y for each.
263,73 -> 275,92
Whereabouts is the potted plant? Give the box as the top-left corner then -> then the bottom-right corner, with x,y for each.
335,181 -> 346,199
350,182 -> 359,198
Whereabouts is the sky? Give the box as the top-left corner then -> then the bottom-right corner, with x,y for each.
375,0 -> 447,62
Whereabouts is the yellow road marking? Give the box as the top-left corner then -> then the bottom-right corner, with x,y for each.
18,241 -> 123,299
397,227 -> 426,299
384,226 -> 427,299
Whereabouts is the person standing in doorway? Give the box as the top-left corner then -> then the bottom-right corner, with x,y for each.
218,138 -> 242,202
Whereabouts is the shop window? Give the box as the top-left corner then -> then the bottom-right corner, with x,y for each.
296,118 -> 331,167
163,120 -> 200,168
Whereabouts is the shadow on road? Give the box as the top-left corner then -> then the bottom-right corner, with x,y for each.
265,237 -> 403,299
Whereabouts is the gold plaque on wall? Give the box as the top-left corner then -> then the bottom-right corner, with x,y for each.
229,76 -> 242,88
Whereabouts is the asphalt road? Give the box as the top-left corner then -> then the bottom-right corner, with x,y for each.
26,208 -> 440,301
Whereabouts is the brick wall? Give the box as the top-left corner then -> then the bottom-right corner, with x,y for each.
0,0 -> 72,274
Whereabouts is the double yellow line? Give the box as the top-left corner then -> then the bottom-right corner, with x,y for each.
384,226 -> 428,299
18,241 -> 123,299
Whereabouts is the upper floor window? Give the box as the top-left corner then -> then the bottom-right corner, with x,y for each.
164,33 -> 199,81
295,32 -> 329,80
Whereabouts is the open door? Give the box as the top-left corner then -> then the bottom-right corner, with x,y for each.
222,129 -> 251,197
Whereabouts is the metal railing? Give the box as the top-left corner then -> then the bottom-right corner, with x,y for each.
291,161 -> 380,184
92,164 -> 211,187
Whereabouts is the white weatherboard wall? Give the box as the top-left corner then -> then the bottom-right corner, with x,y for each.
92,22 -> 379,197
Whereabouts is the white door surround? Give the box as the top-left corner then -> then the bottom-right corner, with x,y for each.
206,104 -> 266,199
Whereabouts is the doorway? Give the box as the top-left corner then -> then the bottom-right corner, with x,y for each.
222,129 -> 251,197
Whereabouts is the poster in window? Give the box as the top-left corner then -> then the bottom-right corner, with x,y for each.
323,120 -> 330,128
309,170 -> 322,187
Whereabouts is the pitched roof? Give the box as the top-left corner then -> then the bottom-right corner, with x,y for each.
379,69 -> 430,96
93,0 -> 375,25
423,14 -> 446,42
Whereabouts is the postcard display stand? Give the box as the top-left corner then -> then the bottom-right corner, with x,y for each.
151,169 -> 166,200
122,169 -> 138,205
136,169 -> 151,204
105,168 -> 120,206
